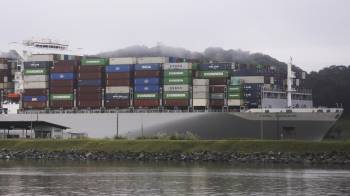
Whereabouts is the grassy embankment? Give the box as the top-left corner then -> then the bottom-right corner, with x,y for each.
0,139 -> 350,154
329,115 -> 350,139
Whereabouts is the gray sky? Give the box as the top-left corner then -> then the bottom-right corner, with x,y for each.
0,0 -> 349,71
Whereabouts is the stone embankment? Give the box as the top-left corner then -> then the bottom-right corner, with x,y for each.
1,149 -> 350,165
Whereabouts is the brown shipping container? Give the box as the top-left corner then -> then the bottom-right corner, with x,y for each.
209,100 -> 225,107
0,76 -> 6,82
78,65 -> 103,72
78,72 -> 102,80
209,85 -> 226,93
134,71 -> 161,78
77,93 -> 102,101
50,80 -> 74,87
134,99 -> 160,107
50,86 -> 74,93
106,72 -> 132,80
0,59 -> 7,64
23,101 -> 47,109
209,78 -> 227,85
23,89 -> 47,96
0,70 -> 7,75
77,86 -> 102,93
105,100 -> 130,108
106,79 -> 132,86
50,100 -> 74,109
55,60 -> 79,66
77,100 -> 101,109
164,99 -> 189,106
51,65 -> 75,73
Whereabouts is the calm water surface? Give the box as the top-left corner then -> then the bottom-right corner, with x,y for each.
0,161 -> 349,195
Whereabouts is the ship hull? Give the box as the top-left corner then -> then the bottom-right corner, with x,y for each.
0,111 -> 341,141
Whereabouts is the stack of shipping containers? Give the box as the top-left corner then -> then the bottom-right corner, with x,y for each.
22,55 -> 52,109
192,78 -> 209,108
0,58 -> 8,98
197,63 -> 230,108
163,63 -> 192,108
77,58 -> 107,109
49,60 -> 77,109
227,77 -> 243,107
105,58 -> 135,109
133,57 -> 167,108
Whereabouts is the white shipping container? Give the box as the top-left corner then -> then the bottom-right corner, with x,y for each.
296,79 -> 300,86
193,99 -> 208,106
193,92 -> 209,99
137,57 -> 169,64
163,63 -> 192,70
302,72 -> 306,79
15,72 -> 22,81
228,99 -> 242,106
193,79 -> 209,86
23,81 -> 48,89
163,85 -> 189,92
106,86 -> 130,93
233,76 -> 264,84
23,75 -> 48,82
109,57 -> 137,65
270,77 -> 274,84
193,85 -> 209,92
27,54 -> 54,62
3,76 -> 8,83
0,64 -> 8,69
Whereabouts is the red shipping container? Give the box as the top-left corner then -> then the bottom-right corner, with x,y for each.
77,92 -> 102,100
105,99 -> 130,108
51,65 -> 76,73
209,100 -> 225,107
78,65 -> 103,72
23,89 -> 47,96
164,99 -> 189,106
77,86 -> 102,93
134,99 -> 160,107
78,72 -> 102,80
106,72 -> 132,80
23,101 -> 47,109
50,86 -> 74,93
77,100 -> 101,109
55,60 -> 79,66
209,85 -> 226,93
50,100 -> 74,109
106,79 -> 132,86
50,80 -> 74,87
209,78 -> 227,85
134,71 -> 161,78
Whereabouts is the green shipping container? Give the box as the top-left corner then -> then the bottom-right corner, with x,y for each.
24,68 -> 47,75
228,93 -> 242,99
134,93 -> 159,99
164,92 -> 189,99
164,77 -> 190,85
228,85 -> 241,93
192,63 -> 198,70
164,70 -> 191,78
230,77 -> 241,85
81,58 -> 108,66
50,94 -> 74,100
198,70 -> 229,78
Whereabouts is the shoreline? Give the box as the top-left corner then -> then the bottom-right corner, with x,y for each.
1,139 -> 350,165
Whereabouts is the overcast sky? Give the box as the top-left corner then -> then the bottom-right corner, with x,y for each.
0,0 -> 349,71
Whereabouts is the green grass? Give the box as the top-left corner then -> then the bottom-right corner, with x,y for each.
0,139 -> 350,154
327,115 -> 350,139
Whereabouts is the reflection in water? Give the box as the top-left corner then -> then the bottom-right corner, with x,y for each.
0,161 -> 350,195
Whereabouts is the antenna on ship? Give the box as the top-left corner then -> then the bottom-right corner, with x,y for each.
287,57 -> 295,108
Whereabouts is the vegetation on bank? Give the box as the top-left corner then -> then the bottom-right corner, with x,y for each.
0,139 -> 350,154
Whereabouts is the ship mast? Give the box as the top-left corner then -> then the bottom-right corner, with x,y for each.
287,57 -> 295,108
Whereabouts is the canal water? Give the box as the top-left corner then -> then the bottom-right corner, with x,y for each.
0,161 -> 349,195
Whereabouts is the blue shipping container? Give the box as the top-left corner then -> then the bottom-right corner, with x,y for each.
134,78 -> 160,85
24,61 -> 53,68
106,65 -> 133,73
134,85 -> 160,93
199,63 -> 232,70
78,80 -> 101,86
23,96 -> 47,102
134,64 -> 161,71
51,73 -> 75,80
105,93 -> 129,100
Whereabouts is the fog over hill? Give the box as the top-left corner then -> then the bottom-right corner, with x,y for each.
98,45 -> 292,71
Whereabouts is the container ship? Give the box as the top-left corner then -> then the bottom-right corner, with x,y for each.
0,39 -> 343,140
